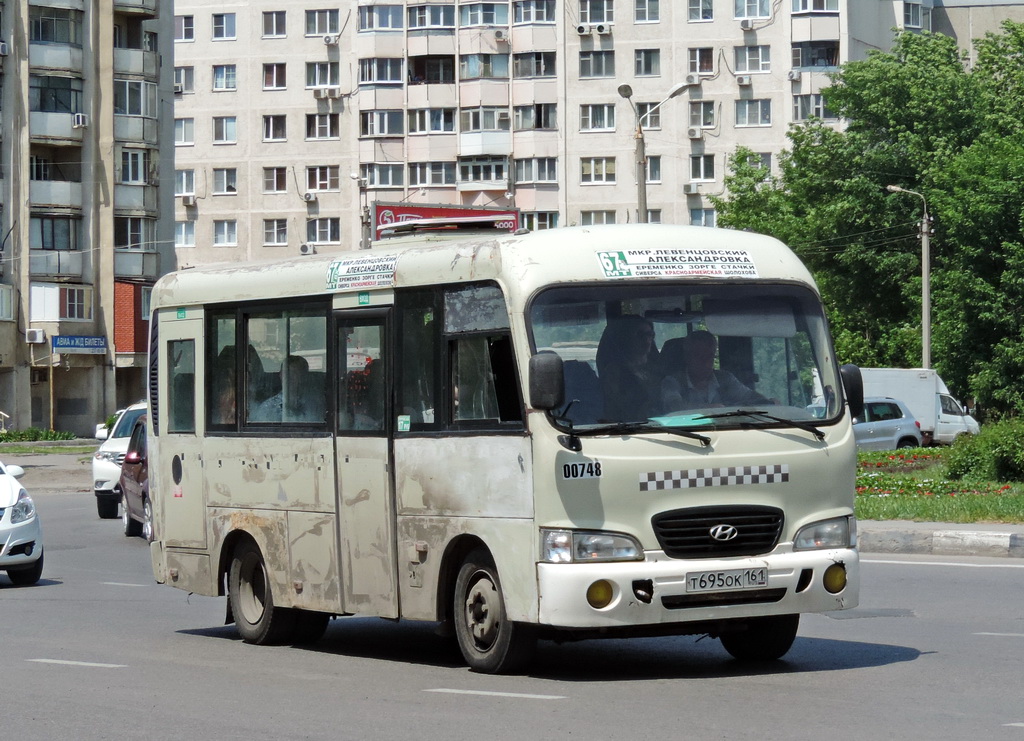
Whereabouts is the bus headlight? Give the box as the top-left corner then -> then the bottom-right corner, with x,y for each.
794,516 -> 857,550
541,529 -> 643,563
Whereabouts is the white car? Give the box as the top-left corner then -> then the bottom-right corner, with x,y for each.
0,459 -> 43,586
92,400 -> 147,519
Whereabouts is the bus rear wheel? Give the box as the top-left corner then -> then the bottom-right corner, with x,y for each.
228,540 -> 296,645
453,549 -> 536,674
719,614 -> 800,661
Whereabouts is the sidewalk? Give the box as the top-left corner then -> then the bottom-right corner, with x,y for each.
859,520 -> 1024,558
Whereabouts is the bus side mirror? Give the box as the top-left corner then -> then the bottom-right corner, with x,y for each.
841,363 -> 864,420
529,352 -> 565,410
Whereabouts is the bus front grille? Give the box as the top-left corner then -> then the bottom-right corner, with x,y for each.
652,505 -> 784,559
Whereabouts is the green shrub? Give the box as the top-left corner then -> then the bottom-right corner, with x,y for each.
0,428 -> 77,443
946,419 -> 1024,481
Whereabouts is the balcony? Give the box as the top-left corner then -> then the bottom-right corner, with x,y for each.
30,180 -> 83,208
29,250 -> 85,279
114,183 -> 159,212
113,47 -> 159,77
29,112 -> 85,144
114,249 -> 159,280
114,115 -> 160,145
114,0 -> 159,17
459,130 -> 511,157
29,43 -> 84,72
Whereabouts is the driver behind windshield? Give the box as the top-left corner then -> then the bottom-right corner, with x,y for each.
660,330 -> 770,411
596,315 -> 662,421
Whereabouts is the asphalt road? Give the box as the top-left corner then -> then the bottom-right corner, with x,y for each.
4,452 -> 1024,740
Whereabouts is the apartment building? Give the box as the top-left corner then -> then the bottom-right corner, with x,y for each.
0,0 -> 175,434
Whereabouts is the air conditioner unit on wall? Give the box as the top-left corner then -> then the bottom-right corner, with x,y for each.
299,243 -> 317,255
304,191 -> 318,203
173,83 -> 184,94
736,75 -> 752,86
787,70 -> 803,82
740,19 -> 754,30
594,23 -> 611,34
72,113 -> 89,128
327,87 -> 342,99
685,73 -> 702,86
25,329 -> 46,344
181,194 -> 196,206
313,87 -> 330,99
494,29 -> 508,42
323,34 -> 338,45
575,23 -> 591,35
682,183 -> 700,195
687,127 -> 703,140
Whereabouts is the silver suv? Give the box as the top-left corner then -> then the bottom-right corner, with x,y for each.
853,397 -> 923,451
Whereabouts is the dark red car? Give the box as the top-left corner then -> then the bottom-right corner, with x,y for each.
118,414 -> 152,541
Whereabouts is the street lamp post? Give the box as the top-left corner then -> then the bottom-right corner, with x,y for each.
886,184 -> 931,369
618,82 -> 689,224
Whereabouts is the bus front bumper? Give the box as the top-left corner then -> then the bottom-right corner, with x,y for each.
537,547 -> 858,629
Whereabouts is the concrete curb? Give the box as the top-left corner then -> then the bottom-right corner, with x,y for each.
859,522 -> 1024,558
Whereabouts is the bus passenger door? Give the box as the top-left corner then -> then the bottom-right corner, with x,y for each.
334,311 -> 397,618
155,313 -> 207,550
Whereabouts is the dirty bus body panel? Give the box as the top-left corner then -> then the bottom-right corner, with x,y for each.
149,224 -> 859,672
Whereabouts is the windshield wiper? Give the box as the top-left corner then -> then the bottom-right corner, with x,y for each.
576,421 -> 711,447
696,409 -> 825,441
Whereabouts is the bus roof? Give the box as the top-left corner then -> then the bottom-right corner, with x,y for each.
151,224 -> 817,311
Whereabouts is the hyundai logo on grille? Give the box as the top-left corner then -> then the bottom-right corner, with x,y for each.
709,524 -> 739,541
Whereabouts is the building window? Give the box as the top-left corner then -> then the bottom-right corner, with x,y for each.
213,65 -> 237,91
689,47 -> 714,74
29,75 -> 83,114
360,163 -> 404,187
307,218 -> 341,243
735,0 -> 770,19
360,110 -> 405,137
307,62 -> 341,87
736,99 -> 772,126
120,149 -> 151,184
114,80 -> 158,116
264,219 -> 288,246
904,1 -> 923,28
63,286 -> 89,319
213,220 -> 238,246
647,209 -> 662,223
580,104 -> 615,131
408,4 -> 456,28
522,211 -> 559,230
688,0 -> 713,21
792,41 -> 839,68
793,93 -> 837,120
212,13 -> 236,40
460,54 -> 510,80
514,103 -> 557,130
580,0 -> 614,23
175,169 -> 195,195
514,157 -> 557,183
581,157 -> 616,184
29,284 -> 93,321
635,49 -> 660,76
174,66 -> 195,92
264,63 -> 287,89
306,9 -> 339,35
261,115 -> 286,141
458,156 -> 507,183
213,168 -> 238,194
459,3 -> 510,25
175,222 -> 196,248
360,58 -> 405,84
175,15 -> 195,41
690,100 -> 715,127
264,167 -> 288,193
175,118 -> 195,145
690,154 -> 715,180
409,162 -> 457,186
263,11 -> 286,37
213,116 -> 237,144
306,113 -> 340,139
409,108 -> 456,133
115,216 -> 154,250
635,0 -> 660,22
637,102 -> 662,128
30,7 -> 84,44
460,107 -> 511,132
581,210 -> 615,225
580,51 -> 615,78
513,52 -> 556,78
792,0 -> 838,10
408,55 -> 454,84
646,156 -> 662,183
359,5 -> 404,30
736,45 -> 771,72
307,166 -> 340,190
514,0 -> 556,23
30,215 -> 80,251
691,208 -> 717,227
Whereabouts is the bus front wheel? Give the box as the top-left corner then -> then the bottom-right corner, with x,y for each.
453,549 -> 536,674
719,614 -> 800,661
228,540 -> 296,645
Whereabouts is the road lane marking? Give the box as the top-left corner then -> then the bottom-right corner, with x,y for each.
863,559 -> 1024,569
28,659 -> 127,668
1003,723 -> 1024,727
425,689 -> 566,700
102,581 -> 150,587
975,632 -> 1024,638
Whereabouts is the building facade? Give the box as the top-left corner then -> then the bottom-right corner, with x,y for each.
0,0 -> 175,435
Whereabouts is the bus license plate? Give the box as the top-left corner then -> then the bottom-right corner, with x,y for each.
686,567 -> 768,593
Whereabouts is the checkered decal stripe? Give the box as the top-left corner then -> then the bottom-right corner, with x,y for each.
639,464 -> 789,491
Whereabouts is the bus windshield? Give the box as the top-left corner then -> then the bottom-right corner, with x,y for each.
529,282 -> 842,430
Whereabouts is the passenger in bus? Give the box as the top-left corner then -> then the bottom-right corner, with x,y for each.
212,346 -> 237,424
252,355 -> 323,423
661,330 -> 770,410
596,315 -> 662,421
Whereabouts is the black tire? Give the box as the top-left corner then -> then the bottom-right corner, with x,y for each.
142,498 -> 154,543
228,540 -> 296,645
8,551 -> 44,586
97,495 -> 119,520
720,614 -> 800,661
122,494 -> 142,537
453,549 -> 536,674
896,438 -> 918,449
292,610 -> 331,645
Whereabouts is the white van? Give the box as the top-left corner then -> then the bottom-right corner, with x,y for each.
92,401 -> 146,519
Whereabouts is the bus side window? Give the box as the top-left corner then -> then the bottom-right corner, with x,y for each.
452,334 -> 522,423
338,321 -> 385,433
168,340 -> 196,434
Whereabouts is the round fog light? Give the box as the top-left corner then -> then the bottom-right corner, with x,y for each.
823,563 -> 847,594
586,579 -> 614,609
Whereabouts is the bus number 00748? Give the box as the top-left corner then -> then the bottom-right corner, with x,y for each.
562,462 -> 602,479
